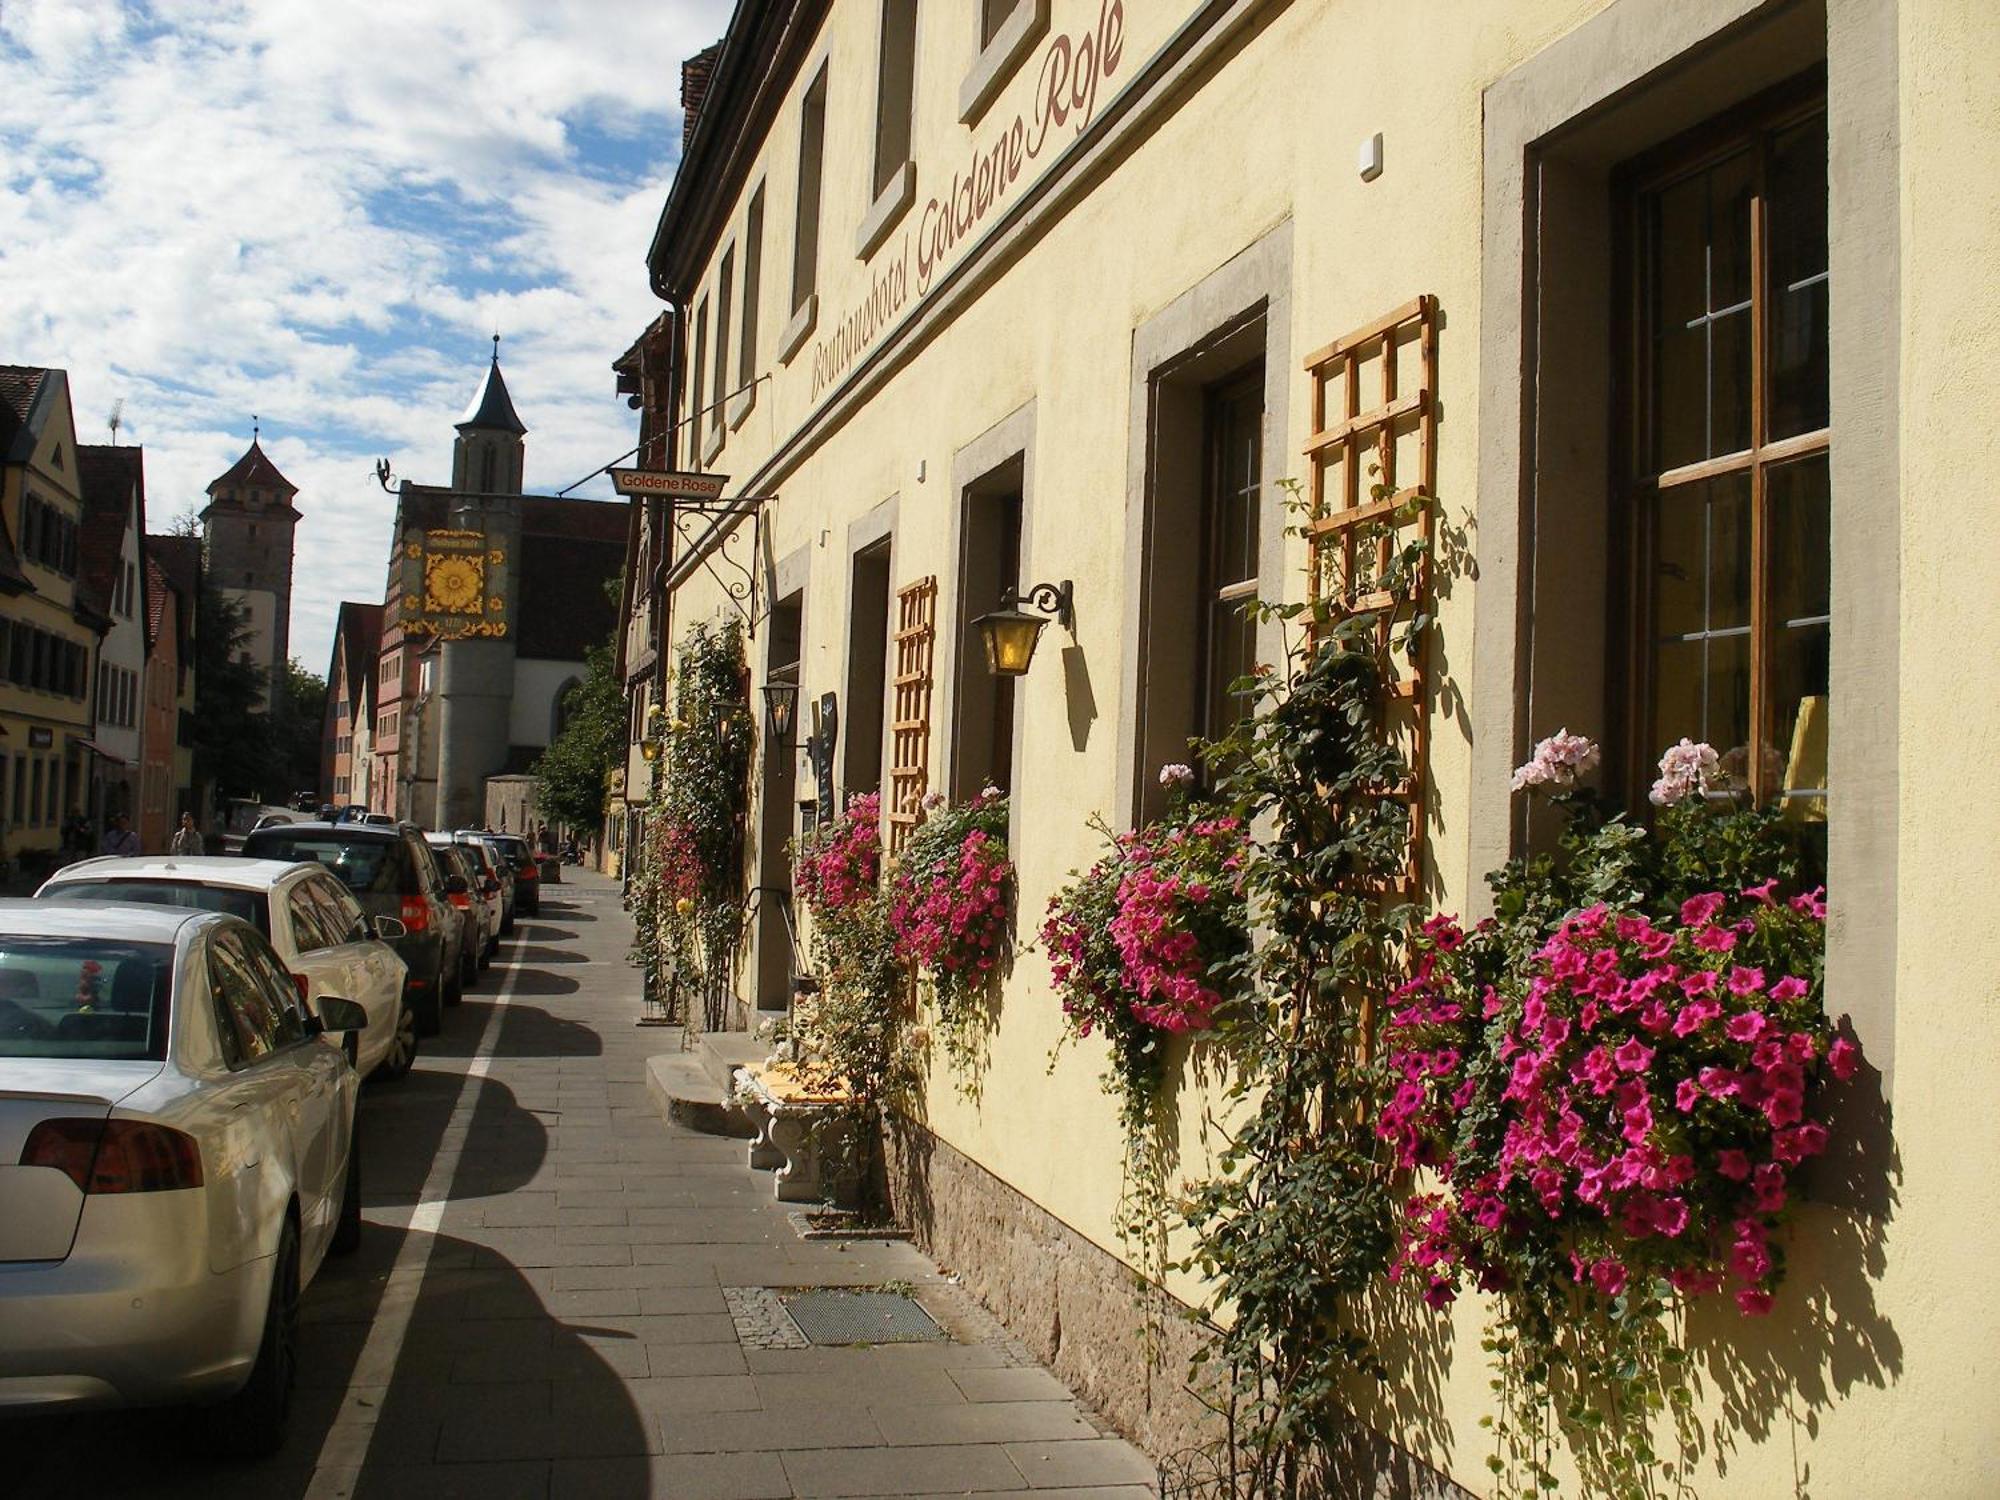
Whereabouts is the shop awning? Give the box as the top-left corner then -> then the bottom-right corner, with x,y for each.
73,738 -> 133,768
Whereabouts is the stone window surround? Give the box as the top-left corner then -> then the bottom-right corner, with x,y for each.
940,399 -> 1038,825
961,0 -> 1049,125
1115,219 -> 1293,833
859,0 -> 920,260
840,495 -> 900,802
731,183 -> 768,430
1470,0 -> 1902,1086
782,58 -> 833,366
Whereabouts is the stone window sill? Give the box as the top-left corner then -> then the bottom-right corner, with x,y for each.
856,161 -> 915,261
959,0 -> 1048,126
778,294 -> 819,365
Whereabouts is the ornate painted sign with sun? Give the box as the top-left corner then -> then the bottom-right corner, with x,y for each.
401,527 -> 510,639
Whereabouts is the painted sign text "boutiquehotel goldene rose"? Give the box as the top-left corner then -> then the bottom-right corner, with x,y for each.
808,0 -> 1126,398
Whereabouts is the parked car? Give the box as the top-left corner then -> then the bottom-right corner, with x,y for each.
238,823 -> 467,1036
0,901 -> 364,1451
451,831 -> 516,932
472,832 -> 539,918
427,840 -> 495,977
38,857 -> 416,1082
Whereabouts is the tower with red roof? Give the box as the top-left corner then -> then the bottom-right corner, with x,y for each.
201,428 -> 299,711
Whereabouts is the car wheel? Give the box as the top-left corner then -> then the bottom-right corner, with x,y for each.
459,939 -> 478,988
377,1001 -> 418,1081
202,1217 -> 299,1456
442,957 -> 463,1010
330,1128 -> 362,1255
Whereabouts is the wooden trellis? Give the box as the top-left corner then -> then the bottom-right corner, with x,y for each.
1303,294 -> 1438,899
887,576 -> 938,854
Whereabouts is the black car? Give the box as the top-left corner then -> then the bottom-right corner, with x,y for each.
240,822 -> 470,1036
472,833 -> 539,917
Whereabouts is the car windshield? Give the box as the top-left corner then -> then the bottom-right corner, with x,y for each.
245,834 -> 400,894
482,837 -> 531,865
43,879 -> 271,936
0,936 -> 176,1061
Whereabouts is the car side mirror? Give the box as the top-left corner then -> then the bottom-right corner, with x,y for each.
445,874 -> 468,895
482,877 -> 500,895
317,997 -> 369,1033
372,915 -> 408,941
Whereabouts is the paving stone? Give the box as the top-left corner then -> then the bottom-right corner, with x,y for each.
951,1367 -> 1075,1403
1002,1440 -> 1159,1489
552,1452 -> 792,1500
871,1400 -> 1099,1447
781,1442 -> 1030,1496
660,1404 -> 887,1455
352,1460 -> 551,1500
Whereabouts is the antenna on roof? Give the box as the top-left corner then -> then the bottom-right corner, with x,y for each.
252,414 -> 260,443
492,330 -> 502,363
107,400 -> 124,445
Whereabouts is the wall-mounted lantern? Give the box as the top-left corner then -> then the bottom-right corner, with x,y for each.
974,580 -> 1074,677
762,678 -> 800,747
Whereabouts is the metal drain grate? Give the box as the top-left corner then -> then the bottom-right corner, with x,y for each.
781,1289 -> 947,1346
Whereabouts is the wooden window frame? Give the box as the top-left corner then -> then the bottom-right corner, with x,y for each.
1613,70 -> 1830,810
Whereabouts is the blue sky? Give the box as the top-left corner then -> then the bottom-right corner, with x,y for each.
0,0 -> 734,672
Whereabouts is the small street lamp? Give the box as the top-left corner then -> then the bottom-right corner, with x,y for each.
639,703 -> 666,763
974,580 -> 1074,677
762,677 -> 800,746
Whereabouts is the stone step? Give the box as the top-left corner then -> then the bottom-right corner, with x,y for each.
698,1031 -> 771,1093
645,1054 -> 753,1138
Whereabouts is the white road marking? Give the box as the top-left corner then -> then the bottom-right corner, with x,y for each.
304,929 -> 534,1499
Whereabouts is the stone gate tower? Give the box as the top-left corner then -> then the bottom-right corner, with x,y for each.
202,429 -> 299,711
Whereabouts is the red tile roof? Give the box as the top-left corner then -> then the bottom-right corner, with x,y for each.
0,365 -> 51,465
207,438 -> 297,497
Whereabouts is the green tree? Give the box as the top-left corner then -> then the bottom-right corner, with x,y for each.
190,583 -> 274,804
278,659 -> 328,801
533,640 -> 623,831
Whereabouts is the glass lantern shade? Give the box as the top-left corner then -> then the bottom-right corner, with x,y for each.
974,606 -> 1049,677
763,679 -> 800,745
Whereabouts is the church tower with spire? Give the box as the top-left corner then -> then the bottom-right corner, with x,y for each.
202,425 -> 299,711
452,335 -> 527,494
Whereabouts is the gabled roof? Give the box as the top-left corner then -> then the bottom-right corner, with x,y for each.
0,364 -> 56,465
147,533 -> 202,605
457,357 -> 528,436
75,444 -> 145,616
333,600 -> 385,709
207,438 -> 297,497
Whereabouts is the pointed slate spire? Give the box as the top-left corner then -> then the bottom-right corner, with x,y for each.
457,335 -> 527,436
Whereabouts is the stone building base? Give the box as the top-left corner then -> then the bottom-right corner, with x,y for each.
880,1112 -> 1477,1498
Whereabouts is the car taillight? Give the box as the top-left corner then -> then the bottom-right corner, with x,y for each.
447,890 -> 470,910
400,895 -> 430,932
516,863 -> 538,882
22,1119 -> 204,1193
294,973 -> 311,1004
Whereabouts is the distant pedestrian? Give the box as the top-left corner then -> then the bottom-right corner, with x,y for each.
100,814 -> 140,858
169,812 -> 205,857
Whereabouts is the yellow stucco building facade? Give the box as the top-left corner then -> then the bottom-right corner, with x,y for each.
634,0 -> 2000,1491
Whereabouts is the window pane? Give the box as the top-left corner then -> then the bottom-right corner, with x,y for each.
1772,625 -> 1830,811
1649,174 -> 1707,331
1204,598 -> 1257,741
1709,309 -> 1753,456
1769,114 -> 1830,441
1707,148 -> 1756,311
1770,454 -> 1831,624
1708,473 -> 1753,631
1653,324 -> 1706,471
1653,488 -> 1706,638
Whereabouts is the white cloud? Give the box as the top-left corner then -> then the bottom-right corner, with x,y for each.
0,0 -> 730,672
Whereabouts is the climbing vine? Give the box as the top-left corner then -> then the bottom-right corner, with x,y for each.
628,619 -> 751,1034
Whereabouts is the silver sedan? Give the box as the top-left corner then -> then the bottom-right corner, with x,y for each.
0,901 -> 364,1454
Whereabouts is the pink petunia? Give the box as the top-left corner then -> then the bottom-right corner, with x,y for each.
1828,1036 -> 1860,1081
1716,1148 -> 1752,1181
1681,892 -> 1727,927
1735,1288 -> 1775,1316
1725,1011 -> 1770,1045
